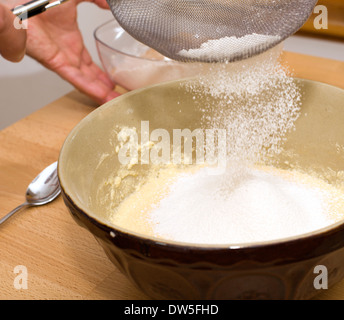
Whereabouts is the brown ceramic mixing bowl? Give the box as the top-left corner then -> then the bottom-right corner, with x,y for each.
58,78 -> 344,300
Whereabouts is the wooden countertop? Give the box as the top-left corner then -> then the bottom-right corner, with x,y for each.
1,51 -> 344,300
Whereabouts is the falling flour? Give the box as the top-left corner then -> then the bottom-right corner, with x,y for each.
185,45 -> 302,164
101,46 -> 344,245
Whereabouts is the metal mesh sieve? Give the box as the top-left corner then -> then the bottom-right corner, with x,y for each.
107,0 -> 318,63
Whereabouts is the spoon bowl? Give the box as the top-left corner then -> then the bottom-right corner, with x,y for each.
0,162 -> 61,225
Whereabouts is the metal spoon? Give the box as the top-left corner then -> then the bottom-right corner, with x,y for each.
0,162 -> 61,225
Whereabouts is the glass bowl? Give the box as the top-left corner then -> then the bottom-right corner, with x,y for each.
94,19 -> 202,91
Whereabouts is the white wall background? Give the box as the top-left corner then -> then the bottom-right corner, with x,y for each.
0,3 -> 344,130
0,3 -> 113,130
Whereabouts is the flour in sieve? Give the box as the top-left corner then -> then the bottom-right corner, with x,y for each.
178,33 -> 281,61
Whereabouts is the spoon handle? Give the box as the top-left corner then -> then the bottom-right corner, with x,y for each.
0,203 -> 31,225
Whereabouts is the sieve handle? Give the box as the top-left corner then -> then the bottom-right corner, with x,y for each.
11,0 -> 68,20
11,0 -> 49,19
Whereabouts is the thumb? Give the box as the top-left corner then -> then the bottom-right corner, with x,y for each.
0,3 -> 27,62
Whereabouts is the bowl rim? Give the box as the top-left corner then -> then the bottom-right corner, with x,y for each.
58,77 -> 344,251
94,19 -> 175,62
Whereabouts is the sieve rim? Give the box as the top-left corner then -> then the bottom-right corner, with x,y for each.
106,0 -> 319,63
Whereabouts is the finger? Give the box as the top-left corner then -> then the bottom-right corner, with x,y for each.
78,50 -> 119,103
58,63 -> 120,104
79,47 -> 115,90
97,70 -> 115,90
0,4 -> 27,62
77,76 -> 120,105
77,0 -> 110,10
83,59 -> 115,90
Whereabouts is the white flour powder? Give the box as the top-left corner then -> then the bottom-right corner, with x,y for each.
147,166 -> 336,244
